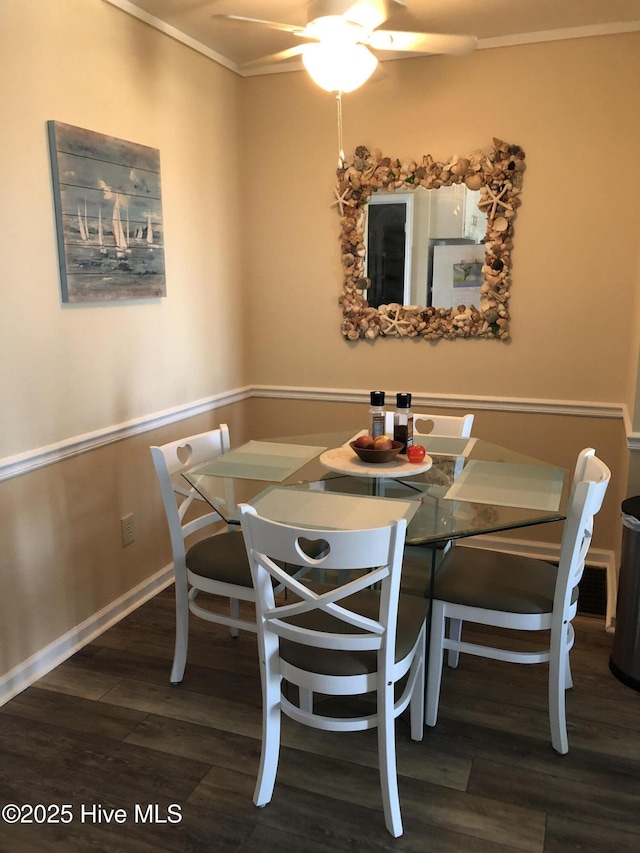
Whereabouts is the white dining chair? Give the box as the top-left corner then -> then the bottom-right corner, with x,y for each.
239,505 -> 427,838
425,447 -> 611,754
402,412 -> 475,590
150,426 -> 257,684
412,412 -> 474,439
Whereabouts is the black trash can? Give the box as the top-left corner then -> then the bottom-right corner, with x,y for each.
610,496 -> 640,691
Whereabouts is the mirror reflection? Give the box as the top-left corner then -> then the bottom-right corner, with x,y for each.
336,139 -> 526,341
365,185 -> 487,309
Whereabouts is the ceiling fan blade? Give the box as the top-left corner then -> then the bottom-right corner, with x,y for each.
367,30 -> 477,55
240,45 -> 306,69
212,14 -> 305,37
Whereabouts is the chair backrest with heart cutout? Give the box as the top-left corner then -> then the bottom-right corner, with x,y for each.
412,413 -> 474,437
239,505 -> 407,656
150,425 -> 232,564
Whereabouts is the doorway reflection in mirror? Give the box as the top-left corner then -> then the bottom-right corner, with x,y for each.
365,185 -> 486,309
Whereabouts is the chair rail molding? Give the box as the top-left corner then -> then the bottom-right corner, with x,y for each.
251,385 -> 625,420
0,385 -> 626,482
0,387 -> 251,482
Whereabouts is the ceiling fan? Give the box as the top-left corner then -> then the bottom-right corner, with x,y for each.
214,1 -> 477,90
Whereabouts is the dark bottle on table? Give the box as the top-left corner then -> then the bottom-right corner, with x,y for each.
393,393 -> 413,454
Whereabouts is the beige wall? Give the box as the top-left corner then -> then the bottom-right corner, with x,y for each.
241,34 -> 640,402
1,0 -> 638,691
0,0 -> 246,459
0,0 -> 248,683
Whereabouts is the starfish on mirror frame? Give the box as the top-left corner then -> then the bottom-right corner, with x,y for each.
479,184 -> 512,220
380,309 -> 413,337
331,186 -> 355,216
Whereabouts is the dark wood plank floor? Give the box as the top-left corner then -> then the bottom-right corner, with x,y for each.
2,582 -> 640,852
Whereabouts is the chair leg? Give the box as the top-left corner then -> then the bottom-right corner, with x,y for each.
446,618 -> 462,668
549,644 -> 569,755
564,649 -> 573,690
425,601 -> 446,727
410,625 -> 426,741
170,574 -> 189,684
230,598 -> 240,638
378,682 -> 403,837
254,640 -> 282,807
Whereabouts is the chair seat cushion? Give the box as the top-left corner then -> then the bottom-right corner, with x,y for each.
279,588 -> 428,677
186,530 -> 253,587
434,546 -> 571,614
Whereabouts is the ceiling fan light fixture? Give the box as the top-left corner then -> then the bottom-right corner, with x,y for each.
305,15 -> 361,43
302,41 -> 378,93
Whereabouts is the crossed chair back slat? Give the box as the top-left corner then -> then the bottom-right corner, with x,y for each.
241,509 -> 407,655
239,504 -> 425,837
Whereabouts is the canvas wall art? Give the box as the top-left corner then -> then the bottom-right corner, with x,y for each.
48,121 -> 166,302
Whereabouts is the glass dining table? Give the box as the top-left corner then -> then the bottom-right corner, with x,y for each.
182,429 -> 569,549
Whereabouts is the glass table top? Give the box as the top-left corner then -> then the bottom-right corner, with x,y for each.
182,429 -> 569,546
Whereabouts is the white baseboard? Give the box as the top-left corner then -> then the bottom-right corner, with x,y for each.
0,535 -> 617,707
0,564 -> 174,707
457,534 -> 617,632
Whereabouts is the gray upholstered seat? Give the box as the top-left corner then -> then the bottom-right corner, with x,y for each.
186,530 -> 253,586
425,448 -> 611,754
432,547 -> 577,614
280,588 -> 428,676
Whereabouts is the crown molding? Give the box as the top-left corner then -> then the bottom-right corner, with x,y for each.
102,2 -> 640,78
102,0 -> 239,72
476,20 -> 640,52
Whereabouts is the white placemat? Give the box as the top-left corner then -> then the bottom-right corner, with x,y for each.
196,441 -> 326,482
443,460 -> 564,511
248,486 -> 420,530
319,445 -> 432,478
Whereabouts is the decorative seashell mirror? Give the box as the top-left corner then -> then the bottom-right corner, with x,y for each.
335,138 -> 525,341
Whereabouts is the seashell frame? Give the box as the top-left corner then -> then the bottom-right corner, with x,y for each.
335,138 -> 526,341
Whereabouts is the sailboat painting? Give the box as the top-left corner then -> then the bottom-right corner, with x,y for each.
48,121 -> 166,302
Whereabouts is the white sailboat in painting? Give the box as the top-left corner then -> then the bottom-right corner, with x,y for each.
146,211 -> 154,249
77,201 -> 88,241
97,207 -> 107,254
112,195 -> 128,258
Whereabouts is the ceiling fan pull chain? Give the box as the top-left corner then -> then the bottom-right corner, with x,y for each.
336,91 -> 345,169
